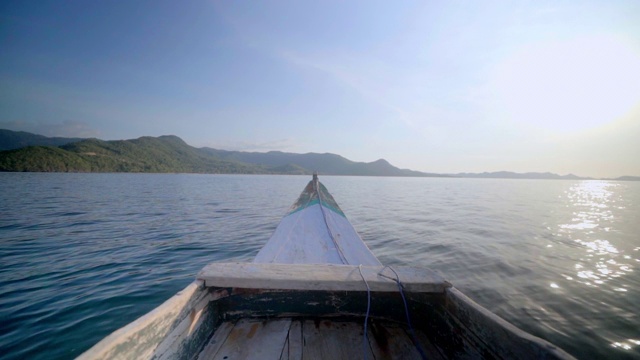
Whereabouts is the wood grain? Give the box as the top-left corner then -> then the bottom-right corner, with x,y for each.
198,263 -> 450,293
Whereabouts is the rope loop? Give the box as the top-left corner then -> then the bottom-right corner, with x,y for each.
378,266 -> 427,360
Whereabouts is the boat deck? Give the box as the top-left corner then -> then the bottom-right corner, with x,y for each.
197,318 -> 444,360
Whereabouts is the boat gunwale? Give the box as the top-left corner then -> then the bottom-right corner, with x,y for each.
444,287 -> 575,359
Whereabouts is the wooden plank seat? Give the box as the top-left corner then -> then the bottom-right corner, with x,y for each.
197,263 -> 451,293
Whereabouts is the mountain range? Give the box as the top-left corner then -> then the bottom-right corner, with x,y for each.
0,129 -> 637,180
0,130 -> 436,176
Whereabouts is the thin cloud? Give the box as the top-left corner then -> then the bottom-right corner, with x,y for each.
279,50 -> 418,125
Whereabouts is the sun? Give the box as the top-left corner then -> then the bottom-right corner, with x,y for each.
491,36 -> 640,134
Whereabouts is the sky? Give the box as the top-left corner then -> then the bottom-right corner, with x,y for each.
1,1 -> 639,178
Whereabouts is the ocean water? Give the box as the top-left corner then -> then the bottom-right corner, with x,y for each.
0,173 -> 638,359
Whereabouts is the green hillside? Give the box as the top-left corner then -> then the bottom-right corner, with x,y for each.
1,130 -> 637,179
201,148 -> 446,177
0,130 -> 438,176
0,129 -> 85,151
0,135 -> 275,173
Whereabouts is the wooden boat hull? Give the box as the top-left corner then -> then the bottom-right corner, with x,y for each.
79,263 -> 573,359
79,176 -> 574,359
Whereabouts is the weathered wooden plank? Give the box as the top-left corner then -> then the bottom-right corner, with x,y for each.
197,263 -> 450,293
210,319 -> 292,360
155,290 -> 212,359
197,321 -> 235,359
78,281 -> 209,360
281,320 -> 303,360
200,318 -> 446,360
366,321 -> 437,360
301,320 -> 374,360
396,323 -> 446,360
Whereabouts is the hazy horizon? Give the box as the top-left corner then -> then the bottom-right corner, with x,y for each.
2,1 -> 639,178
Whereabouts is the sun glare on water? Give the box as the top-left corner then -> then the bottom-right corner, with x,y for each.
553,180 -> 638,352
493,37 -> 640,133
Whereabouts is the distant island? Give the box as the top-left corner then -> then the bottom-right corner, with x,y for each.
0,129 -> 638,181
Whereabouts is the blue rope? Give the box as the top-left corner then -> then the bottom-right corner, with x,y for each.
358,264 -> 372,360
379,266 -> 427,360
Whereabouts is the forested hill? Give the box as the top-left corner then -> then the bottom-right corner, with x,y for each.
0,131 -> 435,176
2,130 -> 636,179
201,148 -> 445,177
0,135 -> 272,173
0,129 -> 84,151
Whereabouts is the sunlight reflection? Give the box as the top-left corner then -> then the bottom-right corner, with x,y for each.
555,181 -> 633,291
611,339 -> 640,351
612,342 -> 632,350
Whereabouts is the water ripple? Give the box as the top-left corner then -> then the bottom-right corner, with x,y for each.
0,174 -> 638,359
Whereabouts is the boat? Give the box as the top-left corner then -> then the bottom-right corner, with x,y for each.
79,174 -> 574,359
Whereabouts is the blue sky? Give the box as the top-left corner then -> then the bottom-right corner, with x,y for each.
1,1 -> 639,177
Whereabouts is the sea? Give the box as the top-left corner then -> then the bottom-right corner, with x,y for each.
0,173 -> 638,359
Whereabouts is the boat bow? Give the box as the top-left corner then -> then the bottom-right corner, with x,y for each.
254,174 -> 381,265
